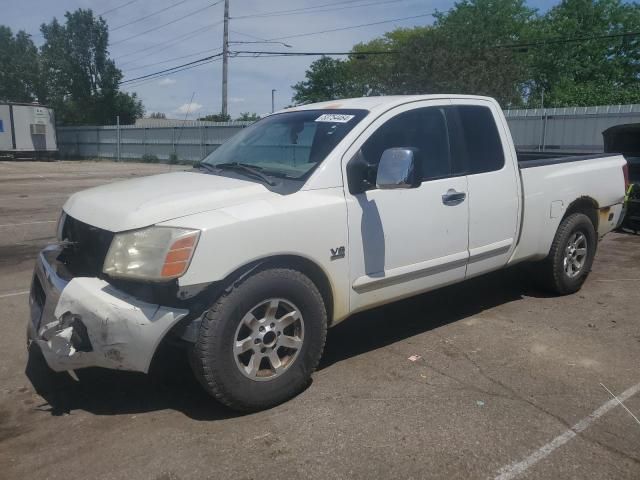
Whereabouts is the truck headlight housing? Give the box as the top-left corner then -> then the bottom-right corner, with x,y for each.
103,226 -> 200,281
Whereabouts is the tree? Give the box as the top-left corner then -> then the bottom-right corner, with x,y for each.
293,0 -> 535,107
0,26 -> 40,103
429,0 -> 535,106
292,56 -> 366,104
526,0 -> 640,107
236,112 -> 260,121
198,113 -> 232,122
149,112 -> 167,119
38,9 -> 143,124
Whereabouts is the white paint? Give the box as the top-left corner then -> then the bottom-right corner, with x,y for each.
0,290 -> 29,299
600,383 -> 640,426
315,113 -> 355,123
0,220 -> 56,228
494,381 -> 640,480
36,276 -> 189,373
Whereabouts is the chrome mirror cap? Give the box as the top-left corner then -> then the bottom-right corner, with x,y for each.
376,148 -> 419,189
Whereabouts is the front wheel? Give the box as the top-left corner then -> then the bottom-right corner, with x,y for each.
536,213 -> 597,295
189,267 -> 327,412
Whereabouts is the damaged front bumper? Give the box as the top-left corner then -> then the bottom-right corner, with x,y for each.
28,245 -> 189,373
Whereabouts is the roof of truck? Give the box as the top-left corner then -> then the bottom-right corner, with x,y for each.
283,94 -> 497,114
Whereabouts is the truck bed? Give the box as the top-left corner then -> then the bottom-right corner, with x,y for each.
516,152 -> 616,168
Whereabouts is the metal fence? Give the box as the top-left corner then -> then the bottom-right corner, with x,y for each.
56,104 -> 640,162
57,120 -> 252,162
504,104 -> 640,153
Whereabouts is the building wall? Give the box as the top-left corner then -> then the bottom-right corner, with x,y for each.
0,105 -> 13,151
0,104 -> 57,152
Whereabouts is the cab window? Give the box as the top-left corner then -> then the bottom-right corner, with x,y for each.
359,107 -> 452,182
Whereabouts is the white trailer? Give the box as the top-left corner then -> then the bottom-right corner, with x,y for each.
0,102 -> 57,159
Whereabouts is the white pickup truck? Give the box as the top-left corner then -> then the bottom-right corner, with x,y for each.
29,95 -> 629,411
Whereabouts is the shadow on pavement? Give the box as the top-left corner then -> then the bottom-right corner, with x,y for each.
320,266 -> 544,370
25,341 -> 237,421
26,266 -> 544,419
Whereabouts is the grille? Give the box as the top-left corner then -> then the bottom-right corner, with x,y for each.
58,215 -> 114,277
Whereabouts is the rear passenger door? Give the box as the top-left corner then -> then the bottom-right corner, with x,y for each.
448,99 -> 520,277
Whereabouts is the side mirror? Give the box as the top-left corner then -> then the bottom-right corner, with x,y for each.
376,148 -> 420,189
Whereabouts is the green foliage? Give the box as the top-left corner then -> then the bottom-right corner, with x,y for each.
149,112 -> 167,119
292,0 -> 640,108
292,56 -> 367,104
525,0 -> 640,107
0,27 -> 40,103
198,113 -> 232,122
38,9 -> 143,124
168,152 -> 179,164
0,9 -> 143,124
236,112 -> 261,121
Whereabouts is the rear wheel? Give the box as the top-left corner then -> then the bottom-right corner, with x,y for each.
189,267 -> 327,412
536,213 -> 597,295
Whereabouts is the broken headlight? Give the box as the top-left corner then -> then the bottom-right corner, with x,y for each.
103,226 -> 200,281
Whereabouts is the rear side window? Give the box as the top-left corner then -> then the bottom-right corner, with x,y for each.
449,106 -> 504,174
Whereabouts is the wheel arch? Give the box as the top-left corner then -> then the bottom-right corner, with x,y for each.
212,254 -> 336,326
563,196 -> 599,231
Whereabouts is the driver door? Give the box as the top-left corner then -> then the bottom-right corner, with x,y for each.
344,101 -> 470,312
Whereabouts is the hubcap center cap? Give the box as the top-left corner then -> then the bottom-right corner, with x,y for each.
262,330 -> 277,347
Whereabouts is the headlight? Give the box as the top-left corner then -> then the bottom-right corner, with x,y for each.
103,226 -> 200,281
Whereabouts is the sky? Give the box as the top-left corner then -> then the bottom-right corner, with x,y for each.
2,0 -> 558,120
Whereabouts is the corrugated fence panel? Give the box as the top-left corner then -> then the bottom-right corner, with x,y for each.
57,105 -> 640,160
504,104 -> 640,152
57,122 -> 249,162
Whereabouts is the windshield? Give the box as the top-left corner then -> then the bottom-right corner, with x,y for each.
202,109 -> 368,179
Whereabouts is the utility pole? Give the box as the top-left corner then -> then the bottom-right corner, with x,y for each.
221,0 -> 229,117
116,115 -> 121,162
271,89 -> 276,113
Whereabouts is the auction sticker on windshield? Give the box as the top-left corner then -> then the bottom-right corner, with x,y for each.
315,114 -> 355,123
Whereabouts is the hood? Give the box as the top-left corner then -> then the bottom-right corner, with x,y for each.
63,171 -> 275,232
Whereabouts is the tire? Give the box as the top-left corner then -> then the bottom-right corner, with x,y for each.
189,267 -> 327,412
536,213 -> 597,295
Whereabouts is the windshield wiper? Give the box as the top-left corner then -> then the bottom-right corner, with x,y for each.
194,162 -> 217,173
214,162 -> 277,186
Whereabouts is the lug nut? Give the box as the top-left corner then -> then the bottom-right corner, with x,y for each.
261,347 -> 266,353
259,326 -> 265,332
254,338 -> 261,344
270,323 -> 275,328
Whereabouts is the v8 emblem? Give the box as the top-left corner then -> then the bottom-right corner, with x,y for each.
330,246 -> 345,260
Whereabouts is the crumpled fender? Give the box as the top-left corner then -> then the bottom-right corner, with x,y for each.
36,277 -> 188,373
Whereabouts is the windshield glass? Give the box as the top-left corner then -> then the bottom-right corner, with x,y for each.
202,109 -> 368,179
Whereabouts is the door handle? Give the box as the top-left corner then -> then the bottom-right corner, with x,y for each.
442,189 -> 466,206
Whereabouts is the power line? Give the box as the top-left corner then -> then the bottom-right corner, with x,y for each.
111,0 -> 189,31
123,57 -> 223,88
230,29 -> 270,42
111,0 -> 224,46
116,24 -> 215,62
269,12 -> 436,41
120,53 -> 223,84
98,0 -> 140,17
231,50 -> 397,57
120,49 -> 395,85
124,46 -> 223,72
232,0 -> 408,20
497,31 -> 640,49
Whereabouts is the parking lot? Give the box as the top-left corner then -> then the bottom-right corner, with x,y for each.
0,160 -> 639,479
